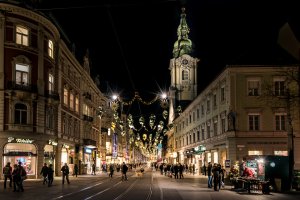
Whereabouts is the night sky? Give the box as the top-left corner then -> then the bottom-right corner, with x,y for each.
35,0 -> 299,100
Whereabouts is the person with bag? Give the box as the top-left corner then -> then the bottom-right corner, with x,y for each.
3,162 -> 12,189
61,163 -> 70,184
18,161 -> 26,192
40,163 -> 48,185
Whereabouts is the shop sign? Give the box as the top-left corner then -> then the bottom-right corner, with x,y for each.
85,148 -> 92,154
48,140 -> 58,146
8,137 -> 34,144
193,145 -> 206,153
62,144 -> 70,149
225,159 -> 231,168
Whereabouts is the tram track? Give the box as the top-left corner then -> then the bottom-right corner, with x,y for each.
52,171 -> 155,200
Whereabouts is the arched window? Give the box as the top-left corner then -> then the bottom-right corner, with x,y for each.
14,103 -> 27,124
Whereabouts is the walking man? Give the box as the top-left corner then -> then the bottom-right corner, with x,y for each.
121,162 -> 128,181
40,163 -> 48,185
47,164 -> 54,187
61,163 -> 70,184
3,162 -> 12,189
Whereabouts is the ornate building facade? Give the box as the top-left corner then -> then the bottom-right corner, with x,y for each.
0,2 -> 120,179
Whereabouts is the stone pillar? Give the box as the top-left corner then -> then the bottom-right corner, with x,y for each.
55,145 -> 62,176
0,13 -> 5,131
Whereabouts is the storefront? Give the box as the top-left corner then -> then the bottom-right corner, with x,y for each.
3,137 -> 37,177
44,139 -> 57,172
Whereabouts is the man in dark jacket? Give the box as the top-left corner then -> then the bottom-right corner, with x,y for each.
3,162 -> 12,188
121,162 -> 128,181
47,164 -> 54,187
40,163 -> 48,185
61,163 -> 70,184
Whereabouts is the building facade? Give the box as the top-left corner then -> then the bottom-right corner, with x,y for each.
171,65 -> 300,174
0,2 -> 124,179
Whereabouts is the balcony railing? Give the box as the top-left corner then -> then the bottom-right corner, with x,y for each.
7,81 -> 37,92
45,90 -> 60,101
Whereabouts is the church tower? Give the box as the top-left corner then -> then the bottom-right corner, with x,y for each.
168,7 -> 199,124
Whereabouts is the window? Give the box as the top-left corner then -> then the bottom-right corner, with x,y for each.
14,103 -> 27,124
15,64 -> 29,85
213,94 -> 217,108
46,107 -> 54,129
221,118 -> 225,134
63,87 -> 68,105
249,114 -> 260,131
186,135 -> 189,145
207,124 -> 210,138
220,86 -> 225,102
75,96 -> 79,113
275,114 -> 286,131
197,108 -> 200,119
248,80 -> 260,96
201,105 -> 204,115
48,40 -> 54,58
197,131 -> 200,141
213,120 -> 218,136
70,93 -> 74,110
274,81 -> 285,96
206,99 -> 211,112
16,25 -> 29,46
201,127 -> 205,140
48,74 -> 54,93
83,103 -> 90,116
182,70 -> 189,80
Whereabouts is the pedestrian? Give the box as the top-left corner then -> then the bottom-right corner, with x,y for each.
74,164 -> 78,177
121,162 -> 128,181
3,162 -> 12,189
212,163 -> 220,191
207,162 -> 212,188
17,161 -> 26,192
92,163 -> 96,175
203,163 -> 207,176
47,164 -> 54,187
40,163 -> 48,185
12,164 -> 20,192
109,164 -> 114,178
179,163 -> 184,179
61,163 -> 70,184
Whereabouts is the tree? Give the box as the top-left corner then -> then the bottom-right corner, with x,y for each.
261,66 -> 299,191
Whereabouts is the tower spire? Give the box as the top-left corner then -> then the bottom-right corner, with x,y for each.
172,7 -> 192,58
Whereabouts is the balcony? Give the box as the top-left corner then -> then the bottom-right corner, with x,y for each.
45,90 -> 60,101
7,81 -> 37,93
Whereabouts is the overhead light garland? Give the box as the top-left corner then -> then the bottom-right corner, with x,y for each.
109,91 -> 170,156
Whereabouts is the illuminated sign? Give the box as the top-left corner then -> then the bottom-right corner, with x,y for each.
85,148 -> 92,154
48,140 -> 58,146
8,137 -> 34,144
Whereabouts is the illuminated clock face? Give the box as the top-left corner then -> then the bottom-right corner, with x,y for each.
182,59 -> 188,65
